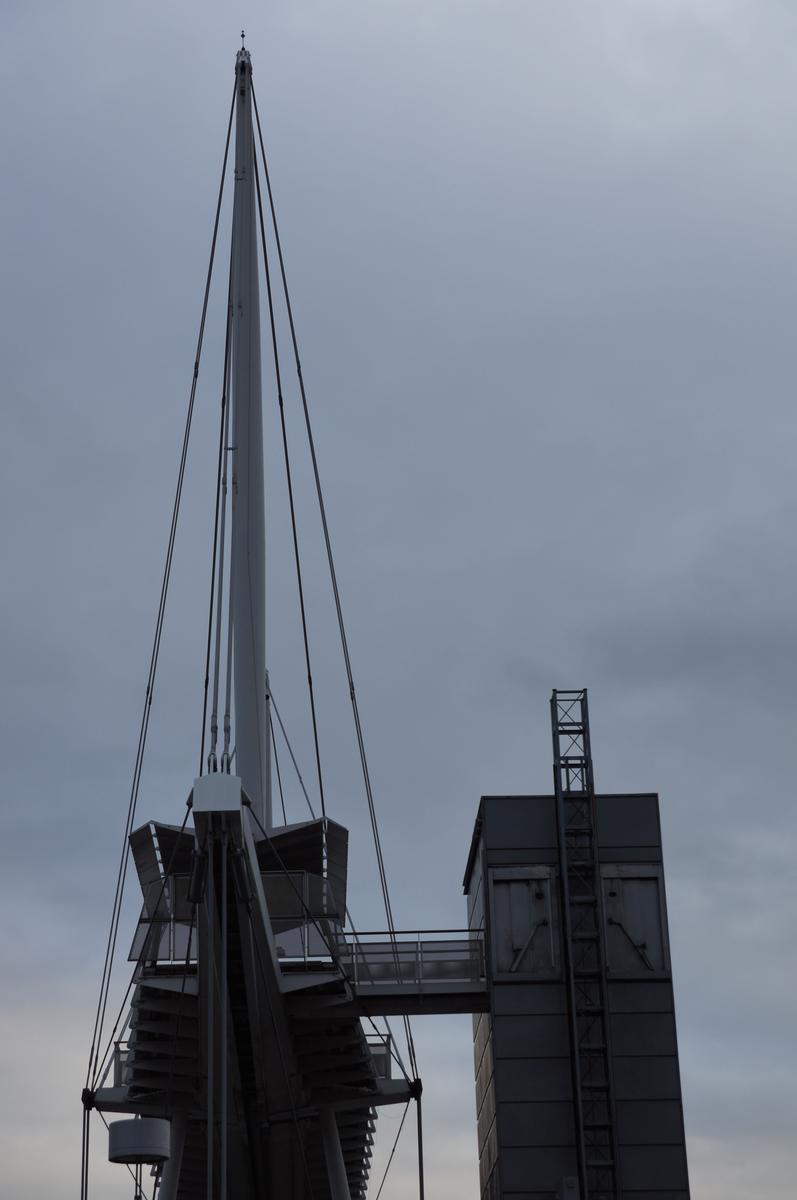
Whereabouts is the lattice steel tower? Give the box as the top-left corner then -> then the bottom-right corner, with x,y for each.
551,690 -> 620,1200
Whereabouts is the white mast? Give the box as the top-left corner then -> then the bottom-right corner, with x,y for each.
230,46 -> 269,829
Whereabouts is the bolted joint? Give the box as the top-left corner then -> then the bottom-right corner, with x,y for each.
409,1078 -> 423,1101
81,1087 -> 95,1111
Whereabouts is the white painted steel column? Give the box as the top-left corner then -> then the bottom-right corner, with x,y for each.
230,48 -> 269,828
320,1107 -> 352,1200
157,1114 -> 187,1200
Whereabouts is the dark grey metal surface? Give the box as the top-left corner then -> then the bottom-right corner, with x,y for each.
464,784 -> 690,1200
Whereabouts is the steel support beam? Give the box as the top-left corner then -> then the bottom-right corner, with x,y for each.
157,1114 -> 187,1200
320,1106 -> 353,1200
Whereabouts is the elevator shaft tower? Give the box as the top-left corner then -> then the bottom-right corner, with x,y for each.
464,690 -> 691,1200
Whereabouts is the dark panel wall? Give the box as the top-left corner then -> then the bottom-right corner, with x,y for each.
465,795 -> 690,1200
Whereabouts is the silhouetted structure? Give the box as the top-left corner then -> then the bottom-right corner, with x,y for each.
464,690 -> 690,1200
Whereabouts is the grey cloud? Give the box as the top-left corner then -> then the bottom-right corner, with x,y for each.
3,2 -> 797,1197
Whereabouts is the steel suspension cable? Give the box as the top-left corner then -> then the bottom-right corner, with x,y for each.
267,685 -> 411,1084
252,145 -> 326,819
247,799 -> 411,1081
247,799 -> 409,1086
90,805 -> 193,1092
222,449 -> 237,768
251,87 -> 418,1078
269,710 -> 288,823
84,85 -> 236,1109
373,1101 -> 411,1200
210,350 -> 233,767
162,901 -> 199,1113
271,692 -> 315,820
203,248 -> 235,772
247,806 -> 349,973
83,803 -> 193,1200
97,1112 -> 154,1200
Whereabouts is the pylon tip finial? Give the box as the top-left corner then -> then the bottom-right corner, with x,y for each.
236,28 -> 250,65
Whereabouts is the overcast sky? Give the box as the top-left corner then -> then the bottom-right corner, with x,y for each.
2,1 -> 797,1197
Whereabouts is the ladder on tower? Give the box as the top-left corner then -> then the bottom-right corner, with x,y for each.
550,689 -> 621,1200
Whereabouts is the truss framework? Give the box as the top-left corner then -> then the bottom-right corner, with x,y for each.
551,689 -> 621,1200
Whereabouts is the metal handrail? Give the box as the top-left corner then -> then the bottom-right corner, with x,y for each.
342,927 -> 479,937
129,887 -> 485,982
329,931 -> 485,989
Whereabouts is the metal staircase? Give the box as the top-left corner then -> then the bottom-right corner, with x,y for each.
551,689 -> 620,1200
